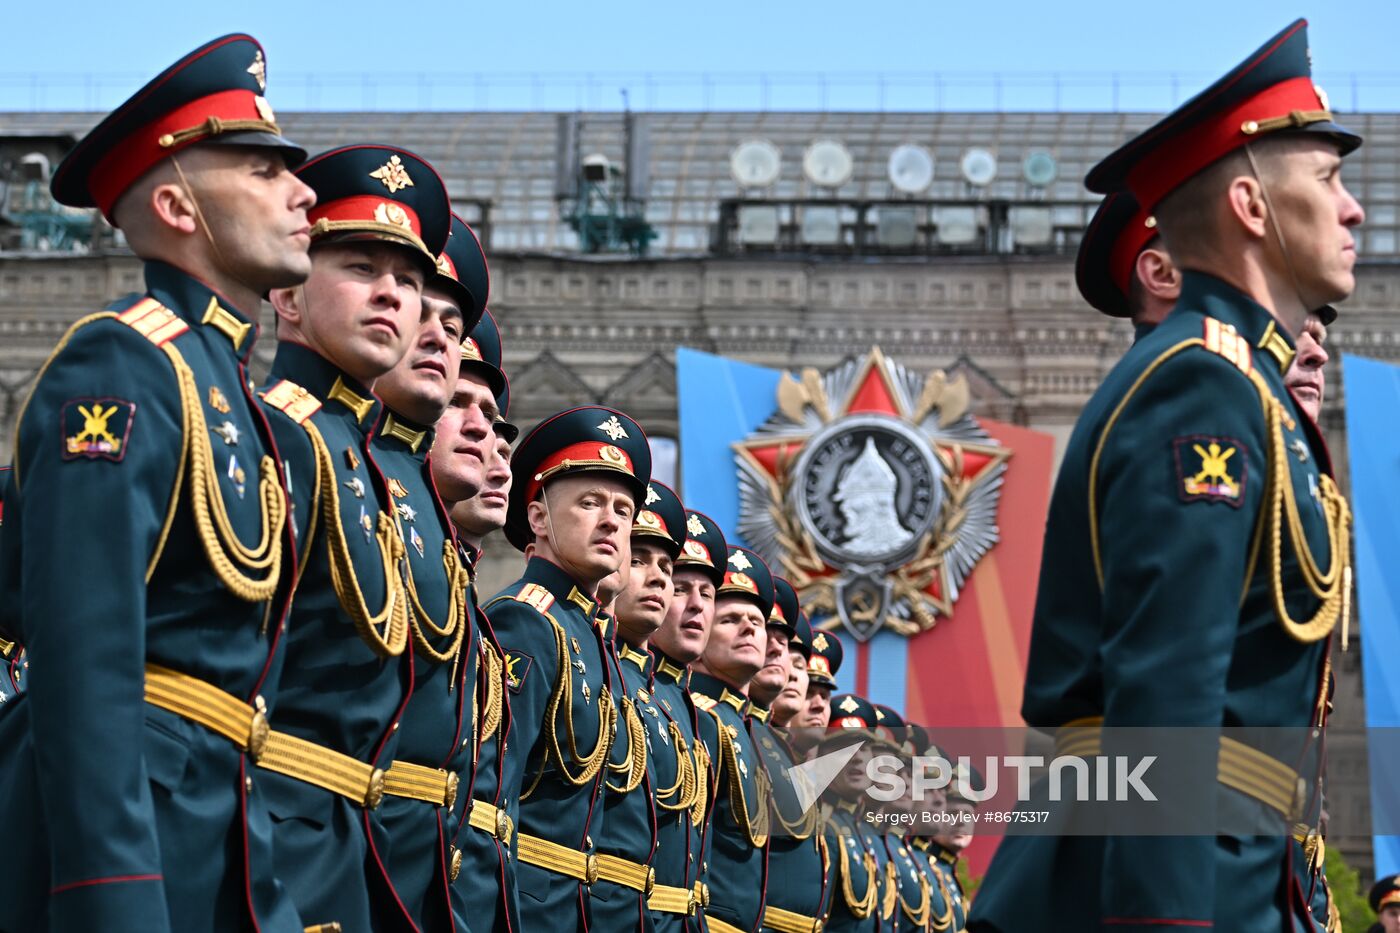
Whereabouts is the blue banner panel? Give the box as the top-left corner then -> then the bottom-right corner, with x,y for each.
1342,353 -> 1400,876
676,347 -> 783,541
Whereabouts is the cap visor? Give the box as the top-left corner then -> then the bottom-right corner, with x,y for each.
202,131 -> 308,168
460,360 -> 507,397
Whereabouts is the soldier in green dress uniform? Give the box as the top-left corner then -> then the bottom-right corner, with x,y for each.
649,508 -> 729,932
691,545 -> 778,933
753,580 -> 829,933
433,305 -> 519,932
970,19 -> 1361,933
869,706 -> 933,933
820,695 -> 898,933
0,34 -> 314,933
485,406 -> 652,930
258,142 -> 453,931
788,630 -> 844,761
1077,191 -> 1180,339
592,480 -> 691,930
366,212 -> 489,931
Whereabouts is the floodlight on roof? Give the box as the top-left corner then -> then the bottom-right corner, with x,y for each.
801,206 -> 841,245
803,139 -> 854,188
876,207 -> 919,247
887,144 -> 934,194
730,140 -> 782,189
1023,150 -> 1058,187
933,206 -> 980,246
959,148 -> 998,187
1009,206 -> 1054,247
738,205 -> 780,244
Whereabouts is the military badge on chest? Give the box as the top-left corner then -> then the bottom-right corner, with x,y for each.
733,347 -> 1010,641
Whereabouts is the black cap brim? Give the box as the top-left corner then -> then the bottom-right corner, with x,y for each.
202,131 -> 308,167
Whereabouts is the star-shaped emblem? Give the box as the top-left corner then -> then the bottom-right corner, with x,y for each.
646,485 -> 661,505
344,477 -> 366,499
212,420 -> 241,446
246,50 -> 267,91
370,154 -> 415,194
687,514 -> 706,536
597,415 -> 629,441
1290,438 -> 1310,463
397,502 -> 418,523
729,550 -> 752,571
839,695 -> 860,714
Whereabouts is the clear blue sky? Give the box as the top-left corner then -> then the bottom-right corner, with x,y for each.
4,0 -> 1398,112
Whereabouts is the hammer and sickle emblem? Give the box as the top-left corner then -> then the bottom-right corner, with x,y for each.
76,403 -> 121,452
1191,442 -> 1236,487
848,590 -> 880,624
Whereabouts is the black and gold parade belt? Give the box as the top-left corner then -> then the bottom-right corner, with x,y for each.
467,797 -> 515,842
143,663 -> 388,809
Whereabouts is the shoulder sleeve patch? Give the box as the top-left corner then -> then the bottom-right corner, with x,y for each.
515,583 -> 556,614
62,398 -> 136,462
1202,317 -> 1252,375
261,379 -> 322,425
116,298 -> 188,347
1173,435 -> 1247,507
504,650 -> 534,694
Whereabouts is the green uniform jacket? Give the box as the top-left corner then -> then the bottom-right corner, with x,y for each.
486,557 -> 616,932
590,635 -> 660,932
368,414 -> 480,933
749,707 -> 828,933
971,272 -> 1342,932
692,672 -> 770,932
650,650 -> 715,933
448,551 -> 519,933
821,800 -> 886,933
910,837 -> 958,932
258,341 -> 415,933
0,261 -> 302,932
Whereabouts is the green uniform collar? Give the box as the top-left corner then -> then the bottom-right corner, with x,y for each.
520,555 -> 599,621
377,409 -> 434,456
689,670 -> 748,713
144,260 -> 259,361
1177,270 -> 1297,375
934,843 -> 959,866
650,649 -> 689,687
269,341 -> 381,429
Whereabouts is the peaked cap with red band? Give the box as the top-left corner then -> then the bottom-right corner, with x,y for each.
719,545 -> 775,619
787,594 -> 814,660
769,576 -> 801,639
1077,192 -> 1161,318
1370,874 -> 1400,913
51,34 -> 306,221
821,693 -> 899,750
1086,19 -> 1361,209
461,305 -> 506,400
806,627 -> 843,687
675,509 -> 728,588
504,406 -> 652,551
432,213 -> 489,335
296,144 -> 451,267
632,480 -> 687,560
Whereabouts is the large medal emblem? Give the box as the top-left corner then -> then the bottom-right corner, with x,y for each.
734,348 -> 1009,641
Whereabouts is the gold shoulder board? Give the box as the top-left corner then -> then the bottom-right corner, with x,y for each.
117,298 -> 188,347
262,379 -> 322,425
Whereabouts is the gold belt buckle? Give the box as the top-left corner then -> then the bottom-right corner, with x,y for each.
364,767 -> 386,809
584,852 -> 599,886
644,866 -> 656,896
444,771 -> 459,810
248,696 -> 270,762
495,808 -> 511,841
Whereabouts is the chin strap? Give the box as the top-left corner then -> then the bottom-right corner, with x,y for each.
169,154 -> 236,285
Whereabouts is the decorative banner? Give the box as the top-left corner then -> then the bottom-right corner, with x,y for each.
733,347 -> 1009,642
1342,353 -> 1400,878
679,347 -> 1056,875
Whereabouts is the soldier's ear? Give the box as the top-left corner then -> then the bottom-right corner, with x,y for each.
1225,173 -> 1270,243
526,497 -> 551,542
1136,246 -> 1182,303
269,284 -> 304,330
148,180 -> 199,237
